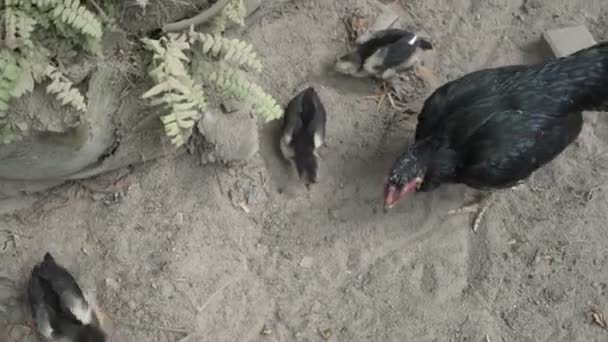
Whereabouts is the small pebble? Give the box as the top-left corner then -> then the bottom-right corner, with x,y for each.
260,325 -> 272,335
320,328 -> 332,340
91,193 -> 105,201
300,256 -> 314,268
105,278 -> 119,292
173,212 -> 184,226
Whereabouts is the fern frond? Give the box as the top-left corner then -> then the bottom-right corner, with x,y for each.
20,46 -> 51,82
44,65 -> 87,113
29,0 -> 103,53
29,0 -> 59,9
12,9 -> 37,47
4,7 -> 18,49
0,121 -> 19,145
0,50 -> 22,112
248,83 -> 283,121
10,63 -> 35,98
3,7 -> 36,48
10,46 -> 51,97
224,0 -> 245,27
50,1 -> 103,39
192,33 -> 262,72
208,15 -> 227,35
207,0 -> 245,34
141,34 -> 206,148
199,61 -> 282,121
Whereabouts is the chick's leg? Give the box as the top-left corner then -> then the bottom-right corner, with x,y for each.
364,79 -> 391,108
4,321 -> 34,336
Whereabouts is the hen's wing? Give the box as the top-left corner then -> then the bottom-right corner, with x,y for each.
448,107 -> 583,189
414,65 -> 529,141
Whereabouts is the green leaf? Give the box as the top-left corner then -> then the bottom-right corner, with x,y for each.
0,100 -> 9,112
10,68 -> 35,98
142,81 -> 171,99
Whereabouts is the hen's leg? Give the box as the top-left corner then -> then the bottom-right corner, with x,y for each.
449,184 -> 524,232
448,191 -> 495,233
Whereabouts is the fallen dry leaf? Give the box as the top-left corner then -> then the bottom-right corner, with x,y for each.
591,306 -> 607,329
414,64 -> 438,87
0,323 -> 33,342
344,11 -> 369,42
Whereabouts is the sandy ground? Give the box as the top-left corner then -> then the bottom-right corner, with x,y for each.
2,0 -> 608,341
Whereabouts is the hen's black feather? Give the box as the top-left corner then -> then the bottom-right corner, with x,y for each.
389,42 -> 608,195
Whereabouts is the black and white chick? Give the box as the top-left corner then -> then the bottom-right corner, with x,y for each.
335,28 -> 433,80
280,87 -> 327,187
28,252 -> 106,342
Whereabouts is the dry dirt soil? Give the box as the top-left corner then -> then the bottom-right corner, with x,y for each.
2,0 -> 608,341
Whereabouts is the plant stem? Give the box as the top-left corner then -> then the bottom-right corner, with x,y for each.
162,0 -> 232,32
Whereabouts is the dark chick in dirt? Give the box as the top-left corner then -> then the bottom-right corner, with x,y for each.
383,42 -> 608,231
280,87 -> 327,187
335,28 -> 433,80
28,253 -> 106,342
335,28 -> 433,104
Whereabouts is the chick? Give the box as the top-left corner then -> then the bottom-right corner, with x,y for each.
335,29 -> 433,106
28,253 -> 106,342
335,28 -> 433,80
280,87 -> 327,187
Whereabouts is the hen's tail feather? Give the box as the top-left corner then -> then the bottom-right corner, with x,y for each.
538,42 -> 608,113
581,42 -> 608,112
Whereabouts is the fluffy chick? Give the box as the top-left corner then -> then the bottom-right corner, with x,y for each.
335,29 -> 433,80
28,253 -> 106,342
280,87 -> 327,187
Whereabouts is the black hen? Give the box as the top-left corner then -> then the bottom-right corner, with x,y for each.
335,28 -> 433,80
28,253 -> 106,342
280,87 -> 327,186
384,42 -> 608,228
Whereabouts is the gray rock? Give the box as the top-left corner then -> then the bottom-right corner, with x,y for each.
198,109 -> 259,163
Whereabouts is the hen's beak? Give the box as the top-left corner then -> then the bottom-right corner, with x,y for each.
383,177 -> 423,211
384,185 -> 399,211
